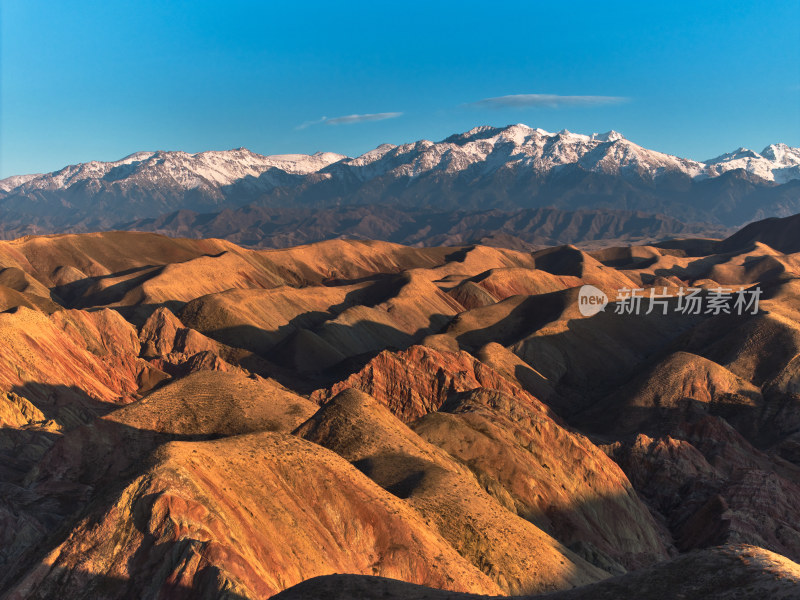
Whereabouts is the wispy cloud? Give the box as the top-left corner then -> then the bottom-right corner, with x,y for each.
296,116 -> 330,130
327,112 -> 403,125
296,112 -> 403,130
467,94 -> 630,109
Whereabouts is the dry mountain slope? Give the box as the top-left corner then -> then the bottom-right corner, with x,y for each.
5,433 -> 501,600
1,218 -> 800,599
310,346 -> 671,572
296,388 -> 609,594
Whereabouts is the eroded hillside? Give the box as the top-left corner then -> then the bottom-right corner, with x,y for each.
2,215 -> 800,599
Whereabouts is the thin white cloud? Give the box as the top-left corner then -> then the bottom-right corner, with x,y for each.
327,112 -> 403,125
467,94 -> 630,109
296,116 -> 330,130
296,112 -> 402,129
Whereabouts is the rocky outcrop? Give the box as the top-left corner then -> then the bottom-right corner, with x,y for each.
606,423 -> 800,562
310,345 -> 553,422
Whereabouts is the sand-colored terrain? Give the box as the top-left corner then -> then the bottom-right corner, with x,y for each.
3,213 -> 800,598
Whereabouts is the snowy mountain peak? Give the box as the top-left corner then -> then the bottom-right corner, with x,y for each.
443,125 -> 502,145
356,143 -> 396,161
762,143 -> 800,166
702,143 -> 800,183
707,147 -> 761,163
120,151 -> 159,163
591,130 -> 625,142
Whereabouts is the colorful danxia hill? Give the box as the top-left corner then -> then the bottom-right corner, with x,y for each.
2,212 -> 800,599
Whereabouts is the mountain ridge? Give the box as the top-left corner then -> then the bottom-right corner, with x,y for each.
1,124 -> 798,244
4,124 -> 797,189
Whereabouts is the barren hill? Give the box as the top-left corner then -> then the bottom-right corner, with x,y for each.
2,218 -> 800,598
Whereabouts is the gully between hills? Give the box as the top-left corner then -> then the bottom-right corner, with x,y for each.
1,217 -> 800,599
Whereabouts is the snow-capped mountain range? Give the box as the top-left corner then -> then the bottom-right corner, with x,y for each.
0,124 -> 798,239
3,124 -> 797,193
706,143 -> 800,184
2,148 -> 346,193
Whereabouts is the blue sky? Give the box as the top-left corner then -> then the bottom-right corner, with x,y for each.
1,0 -> 798,177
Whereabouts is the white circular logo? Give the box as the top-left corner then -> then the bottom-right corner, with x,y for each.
578,284 -> 608,316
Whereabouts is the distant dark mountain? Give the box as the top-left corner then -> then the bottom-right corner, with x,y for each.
0,124 -> 797,244
720,211 -> 800,254
116,206 -> 731,250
